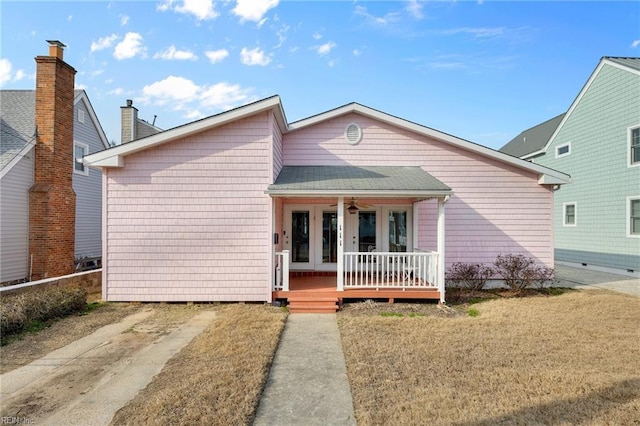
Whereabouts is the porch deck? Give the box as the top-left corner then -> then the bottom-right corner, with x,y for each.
273,275 -> 441,313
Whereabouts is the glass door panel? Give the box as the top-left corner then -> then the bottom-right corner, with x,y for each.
322,212 -> 337,263
291,211 -> 310,263
358,211 -> 376,252
389,211 -> 407,252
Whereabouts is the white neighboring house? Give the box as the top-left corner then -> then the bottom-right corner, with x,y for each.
0,89 -> 110,283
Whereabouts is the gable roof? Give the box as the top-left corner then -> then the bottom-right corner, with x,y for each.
84,96 -> 570,185
267,166 -> 451,198
0,91 -> 36,172
499,113 -> 565,158
0,89 -> 110,176
518,56 -> 640,160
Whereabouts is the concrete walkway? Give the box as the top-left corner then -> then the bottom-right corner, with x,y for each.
554,264 -> 640,297
254,314 -> 356,426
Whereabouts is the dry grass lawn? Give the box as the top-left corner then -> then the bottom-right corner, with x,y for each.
339,290 -> 640,425
110,304 -> 288,426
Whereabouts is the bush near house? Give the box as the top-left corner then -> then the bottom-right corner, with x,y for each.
1,287 -> 87,344
446,254 -> 555,300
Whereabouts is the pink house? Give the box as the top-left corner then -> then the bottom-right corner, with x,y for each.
85,96 -> 570,311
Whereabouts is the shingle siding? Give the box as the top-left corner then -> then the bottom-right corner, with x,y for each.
284,113 -> 554,267
536,63 -> 640,271
104,112 -> 272,301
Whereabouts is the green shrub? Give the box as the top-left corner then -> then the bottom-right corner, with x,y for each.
1,286 -> 87,343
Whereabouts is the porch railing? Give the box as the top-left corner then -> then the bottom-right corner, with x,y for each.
344,250 -> 439,290
274,250 -> 289,291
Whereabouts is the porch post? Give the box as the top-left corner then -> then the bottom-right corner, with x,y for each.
413,201 -> 420,249
437,196 -> 447,303
337,196 -> 344,291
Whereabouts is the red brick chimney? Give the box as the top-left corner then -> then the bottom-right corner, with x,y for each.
29,40 -> 77,280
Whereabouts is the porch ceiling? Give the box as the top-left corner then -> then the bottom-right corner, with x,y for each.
266,166 -> 452,198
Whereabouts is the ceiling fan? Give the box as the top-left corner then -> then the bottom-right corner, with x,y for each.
330,198 -> 372,214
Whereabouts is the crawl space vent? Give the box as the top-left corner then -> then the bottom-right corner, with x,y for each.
345,123 -> 362,145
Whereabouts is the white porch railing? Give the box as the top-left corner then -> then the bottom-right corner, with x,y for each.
274,250 -> 289,291
344,250 -> 439,290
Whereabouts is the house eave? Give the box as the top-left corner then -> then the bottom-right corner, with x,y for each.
265,189 -> 453,199
84,95 -> 287,168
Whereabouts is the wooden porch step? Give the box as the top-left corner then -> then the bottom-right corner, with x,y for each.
287,296 -> 339,314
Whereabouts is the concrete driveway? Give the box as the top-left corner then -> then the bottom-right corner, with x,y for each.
554,264 -> 640,297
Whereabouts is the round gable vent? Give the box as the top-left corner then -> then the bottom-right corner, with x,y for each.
345,123 -> 362,145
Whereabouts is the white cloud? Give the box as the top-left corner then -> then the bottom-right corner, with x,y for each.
232,0 -> 279,23
632,39 -> 640,48
185,110 -> 204,120
274,24 -> 289,48
353,49 -> 361,56
328,59 -> 336,67
159,0 -> 218,20
0,59 -> 27,86
439,27 -> 506,39
200,82 -> 254,109
354,5 -> 402,26
0,59 -> 12,86
120,14 -> 130,26
205,49 -> 229,63
108,87 -> 125,96
240,47 -> 271,66
75,83 -> 88,90
141,75 -> 200,106
90,34 -> 118,53
316,41 -> 336,56
91,69 -> 104,77
114,32 -> 146,60
313,32 -> 322,40
154,45 -> 198,61
405,0 -> 424,20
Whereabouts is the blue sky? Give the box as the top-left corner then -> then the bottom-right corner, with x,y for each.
1,1 -> 638,149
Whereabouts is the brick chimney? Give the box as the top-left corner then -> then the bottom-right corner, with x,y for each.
29,40 -> 77,280
121,99 -> 138,144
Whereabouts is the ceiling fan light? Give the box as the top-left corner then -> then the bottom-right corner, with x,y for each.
347,203 -> 359,214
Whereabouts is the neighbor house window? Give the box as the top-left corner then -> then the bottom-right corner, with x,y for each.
74,142 -> 88,175
563,203 -> 576,226
629,126 -> 640,166
556,142 -> 571,158
628,197 -> 640,237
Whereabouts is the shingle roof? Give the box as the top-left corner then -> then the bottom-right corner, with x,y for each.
499,113 -> 565,158
0,91 -> 36,170
605,57 -> 640,72
267,166 -> 451,196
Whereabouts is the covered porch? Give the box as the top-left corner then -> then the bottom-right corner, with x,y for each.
267,166 -> 452,312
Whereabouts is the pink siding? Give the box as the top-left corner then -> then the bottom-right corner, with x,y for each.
283,113 -> 554,267
104,112 -> 272,301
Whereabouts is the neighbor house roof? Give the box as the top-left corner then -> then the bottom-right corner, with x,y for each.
0,91 -> 36,172
514,56 -> 639,160
85,95 -> 570,185
267,166 -> 452,198
0,89 -> 109,176
500,113 -> 565,158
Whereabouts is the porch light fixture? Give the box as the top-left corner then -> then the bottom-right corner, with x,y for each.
347,202 -> 359,215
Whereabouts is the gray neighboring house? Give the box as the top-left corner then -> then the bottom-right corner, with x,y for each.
0,89 -> 110,283
501,56 -> 640,277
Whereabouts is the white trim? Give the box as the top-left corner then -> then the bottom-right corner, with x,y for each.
85,96 -> 287,168
73,141 -> 89,176
74,90 -> 110,149
563,202 -> 577,227
84,95 -> 570,186
344,122 -> 363,145
627,196 -> 640,238
289,103 -> 570,186
541,58 -> 640,159
266,189 -> 451,198
0,142 -> 35,179
628,124 -> 640,168
555,142 -> 571,158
